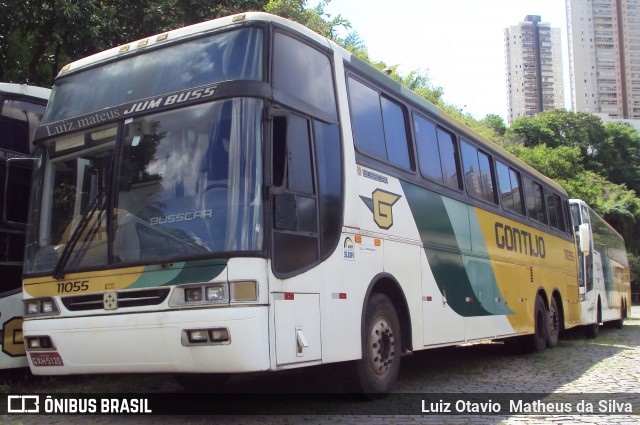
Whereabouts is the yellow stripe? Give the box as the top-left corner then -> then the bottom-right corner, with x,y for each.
474,208 -> 580,332
24,266 -> 145,297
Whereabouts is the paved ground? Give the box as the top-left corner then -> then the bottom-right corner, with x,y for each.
1,307 -> 639,424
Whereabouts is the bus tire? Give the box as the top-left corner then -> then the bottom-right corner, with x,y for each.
585,301 -> 601,339
346,293 -> 401,396
173,373 -> 230,392
585,322 -> 599,338
547,296 -> 560,348
523,295 -> 548,353
611,303 -> 624,329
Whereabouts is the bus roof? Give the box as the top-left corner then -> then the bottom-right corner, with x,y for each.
56,12 -> 330,78
55,12 -> 566,196
0,83 -> 51,101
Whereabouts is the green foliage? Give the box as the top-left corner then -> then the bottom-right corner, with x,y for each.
264,0 -> 350,38
0,0 -> 269,86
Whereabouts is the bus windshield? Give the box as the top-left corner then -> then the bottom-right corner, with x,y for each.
25,98 -> 263,274
43,27 -> 263,123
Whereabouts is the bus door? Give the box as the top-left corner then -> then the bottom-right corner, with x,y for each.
269,109 -> 323,366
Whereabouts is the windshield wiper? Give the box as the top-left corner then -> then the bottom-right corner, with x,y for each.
52,191 -> 106,280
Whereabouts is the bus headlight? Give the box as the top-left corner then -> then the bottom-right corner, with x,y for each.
169,282 -> 229,306
24,298 -> 60,317
169,281 -> 257,307
206,284 -> 227,302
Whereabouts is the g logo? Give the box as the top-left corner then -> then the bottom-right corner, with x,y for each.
361,189 -> 402,230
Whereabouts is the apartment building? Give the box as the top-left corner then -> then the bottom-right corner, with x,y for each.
567,0 -> 640,119
505,15 -> 565,123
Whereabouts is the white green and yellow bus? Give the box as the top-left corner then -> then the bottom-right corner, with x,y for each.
22,12 -> 582,393
570,199 -> 631,337
0,82 -> 50,368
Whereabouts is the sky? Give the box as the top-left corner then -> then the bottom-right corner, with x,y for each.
313,0 -> 569,122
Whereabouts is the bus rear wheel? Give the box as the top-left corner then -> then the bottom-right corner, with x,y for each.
345,293 -> 401,396
585,301 -> 601,339
547,297 -> 560,348
523,294 -> 548,353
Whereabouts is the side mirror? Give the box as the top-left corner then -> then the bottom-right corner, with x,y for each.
579,223 -> 591,255
3,157 -> 35,229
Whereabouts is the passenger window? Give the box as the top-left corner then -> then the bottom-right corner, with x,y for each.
496,161 -> 524,214
414,113 -> 442,182
461,140 -> 496,203
348,77 -> 386,159
347,77 -> 411,169
381,97 -> 411,168
414,113 -> 461,190
461,141 -> 481,198
546,192 -> 566,232
438,128 -> 461,190
524,177 -> 547,223
477,151 -> 497,204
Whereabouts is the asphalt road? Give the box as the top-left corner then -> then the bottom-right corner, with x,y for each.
1,307 -> 639,424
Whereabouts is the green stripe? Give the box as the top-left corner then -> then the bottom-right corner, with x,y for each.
401,181 -> 511,317
128,259 -> 228,289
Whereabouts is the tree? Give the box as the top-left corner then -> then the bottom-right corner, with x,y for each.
480,114 -> 507,138
596,121 -> 640,193
0,0 -> 269,86
264,0 -> 349,39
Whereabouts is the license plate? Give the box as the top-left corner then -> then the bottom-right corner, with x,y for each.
30,352 -> 64,366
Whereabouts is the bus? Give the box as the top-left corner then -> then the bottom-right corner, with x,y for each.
570,199 -> 631,337
0,83 -> 50,369
22,12 -> 582,393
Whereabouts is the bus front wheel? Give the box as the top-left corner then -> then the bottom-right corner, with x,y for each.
345,293 -> 402,396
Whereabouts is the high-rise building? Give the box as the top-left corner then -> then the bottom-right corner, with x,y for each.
567,0 -> 640,119
505,15 -> 565,123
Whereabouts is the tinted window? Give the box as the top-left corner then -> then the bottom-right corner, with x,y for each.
509,168 -> 523,214
477,151 -> 497,203
286,115 -> 314,194
461,141 -> 481,198
273,32 -> 337,120
414,113 -> 442,182
348,78 -> 386,159
546,192 -> 566,231
461,140 -> 495,202
437,128 -> 461,190
348,78 -> 411,169
381,97 -> 410,168
45,28 -> 263,123
497,161 -> 524,214
524,177 -> 547,223
314,122 -> 342,258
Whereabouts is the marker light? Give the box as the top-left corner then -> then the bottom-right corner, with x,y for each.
184,287 -> 203,303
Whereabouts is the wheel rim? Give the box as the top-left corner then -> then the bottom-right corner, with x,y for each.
549,303 -> 559,336
536,309 -> 545,343
369,316 -> 395,377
